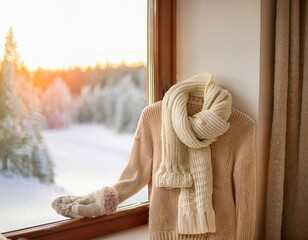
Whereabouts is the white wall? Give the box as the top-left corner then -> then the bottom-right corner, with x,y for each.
177,0 -> 261,121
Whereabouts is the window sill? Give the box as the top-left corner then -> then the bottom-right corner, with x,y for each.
3,202 -> 149,240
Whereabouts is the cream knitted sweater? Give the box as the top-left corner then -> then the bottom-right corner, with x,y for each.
113,98 -> 256,240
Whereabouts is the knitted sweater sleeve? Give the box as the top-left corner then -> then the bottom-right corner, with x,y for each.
112,107 -> 153,204
233,122 -> 256,240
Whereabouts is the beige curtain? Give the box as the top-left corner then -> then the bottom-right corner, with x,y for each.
265,0 -> 308,239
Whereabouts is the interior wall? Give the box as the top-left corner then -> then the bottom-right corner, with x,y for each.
177,0 -> 262,239
177,0 -> 260,121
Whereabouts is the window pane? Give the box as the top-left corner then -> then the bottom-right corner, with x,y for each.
0,0 -> 147,232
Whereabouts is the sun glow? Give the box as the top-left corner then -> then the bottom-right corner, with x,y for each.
0,0 -> 147,70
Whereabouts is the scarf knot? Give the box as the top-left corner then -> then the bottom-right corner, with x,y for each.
155,73 -> 232,234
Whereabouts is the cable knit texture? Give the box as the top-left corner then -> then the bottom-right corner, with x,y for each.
112,78 -> 256,239
155,73 -> 232,234
113,87 -> 256,239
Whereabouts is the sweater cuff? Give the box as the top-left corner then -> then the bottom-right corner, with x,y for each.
178,208 -> 216,234
101,187 -> 118,215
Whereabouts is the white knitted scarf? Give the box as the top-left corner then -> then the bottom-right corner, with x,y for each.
155,73 -> 232,234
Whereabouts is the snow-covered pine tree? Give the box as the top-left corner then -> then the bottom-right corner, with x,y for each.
0,28 -> 54,182
0,59 -> 24,173
76,85 -> 96,123
74,69 -> 145,133
41,76 -> 73,129
17,76 -> 54,182
113,74 -> 145,132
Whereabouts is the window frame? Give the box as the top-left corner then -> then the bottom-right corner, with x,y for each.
3,0 -> 176,239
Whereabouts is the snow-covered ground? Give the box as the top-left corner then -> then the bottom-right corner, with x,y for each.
0,124 -> 148,233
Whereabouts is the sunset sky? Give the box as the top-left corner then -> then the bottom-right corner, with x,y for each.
0,0 -> 147,70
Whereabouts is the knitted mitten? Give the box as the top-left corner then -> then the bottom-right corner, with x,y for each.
51,187 -> 118,219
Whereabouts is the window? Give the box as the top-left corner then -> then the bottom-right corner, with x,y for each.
0,0 -> 147,232
3,0 -> 176,239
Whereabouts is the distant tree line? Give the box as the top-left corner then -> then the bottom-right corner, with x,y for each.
27,63 -> 146,96
40,68 -> 146,132
20,55 -> 146,132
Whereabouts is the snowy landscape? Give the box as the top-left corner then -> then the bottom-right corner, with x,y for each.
0,124 -> 148,232
0,28 -> 147,233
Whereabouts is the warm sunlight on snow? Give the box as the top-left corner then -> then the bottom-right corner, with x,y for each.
0,0 -> 147,70
0,0 -> 147,232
